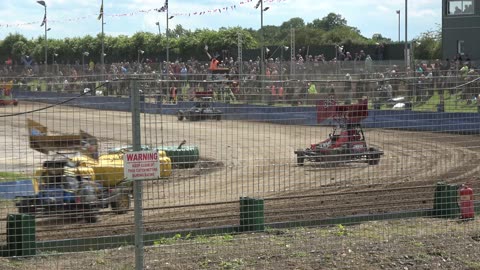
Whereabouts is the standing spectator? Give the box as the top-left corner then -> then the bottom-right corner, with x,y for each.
206,49 -> 219,71
180,64 -> 188,85
169,84 -> 177,104
375,43 -> 384,61
307,82 -> 317,105
345,52 -> 353,61
358,50 -> 366,61
365,55 -> 373,73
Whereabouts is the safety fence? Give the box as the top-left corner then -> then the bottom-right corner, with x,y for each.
0,74 -> 479,269
0,59 -> 409,77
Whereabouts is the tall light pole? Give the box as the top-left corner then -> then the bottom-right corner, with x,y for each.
155,22 -> 161,35
405,0 -> 408,69
100,0 -> 105,81
155,22 -> 161,74
256,0 -> 269,100
280,45 -> 288,84
137,50 -> 144,65
37,1 -> 47,72
166,11 -> 174,104
396,10 -> 401,42
165,15 -> 174,99
52,52 -> 58,75
260,1 -> 264,81
52,52 -> 58,67
82,51 -> 89,72
166,15 -> 174,65
256,0 -> 266,80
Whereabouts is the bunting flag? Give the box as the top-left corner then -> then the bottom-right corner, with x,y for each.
40,13 -> 46,27
0,0 -> 286,28
158,0 -> 168,12
98,2 -> 104,20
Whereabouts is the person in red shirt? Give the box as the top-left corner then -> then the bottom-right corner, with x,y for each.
206,51 -> 219,71
205,47 -> 220,79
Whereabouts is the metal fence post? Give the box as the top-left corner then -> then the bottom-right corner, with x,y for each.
131,77 -> 144,270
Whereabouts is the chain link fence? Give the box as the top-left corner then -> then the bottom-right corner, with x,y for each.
0,71 -> 479,269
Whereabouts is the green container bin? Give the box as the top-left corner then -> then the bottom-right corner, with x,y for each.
157,146 -> 199,169
239,197 -> 265,232
7,214 -> 36,257
433,182 -> 460,218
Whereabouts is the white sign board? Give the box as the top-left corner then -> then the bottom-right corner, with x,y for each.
123,150 -> 160,180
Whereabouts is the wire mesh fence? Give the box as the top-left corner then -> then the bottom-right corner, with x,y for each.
0,71 -> 479,269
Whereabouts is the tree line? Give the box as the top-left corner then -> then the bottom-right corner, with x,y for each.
0,13 -> 441,65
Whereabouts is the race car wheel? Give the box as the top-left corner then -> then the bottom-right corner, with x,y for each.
85,214 -> 98,223
177,112 -> 184,121
84,206 -> 99,223
297,154 -> 305,166
367,148 -> 381,165
111,193 -> 131,214
215,114 -> 221,121
18,205 -> 34,214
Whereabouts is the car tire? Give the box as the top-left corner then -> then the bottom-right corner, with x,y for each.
367,148 -> 381,165
297,155 -> 305,166
85,214 -> 98,223
111,193 -> 130,214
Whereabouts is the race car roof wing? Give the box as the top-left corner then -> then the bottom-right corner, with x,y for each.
317,98 -> 368,124
27,119 -> 99,159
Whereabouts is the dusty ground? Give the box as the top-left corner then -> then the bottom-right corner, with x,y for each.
0,101 -> 479,268
1,218 -> 480,269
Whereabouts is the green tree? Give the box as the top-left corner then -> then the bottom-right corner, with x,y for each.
414,25 -> 441,60
280,17 -> 305,30
371,33 -> 392,43
308,13 -> 347,31
0,14 -> 404,63
171,24 -> 190,38
295,28 -> 325,46
11,41 -> 29,61
322,26 -> 368,45
0,33 -> 29,60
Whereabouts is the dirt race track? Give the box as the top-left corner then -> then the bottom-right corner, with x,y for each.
0,101 -> 479,242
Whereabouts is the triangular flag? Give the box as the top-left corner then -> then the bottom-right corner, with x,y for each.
98,2 -> 103,20
40,13 -> 46,26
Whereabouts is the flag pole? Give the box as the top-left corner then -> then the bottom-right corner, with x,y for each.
101,0 -> 105,83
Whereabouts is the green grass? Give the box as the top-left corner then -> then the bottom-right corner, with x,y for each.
414,91 -> 478,113
368,91 -> 479,113
0,172 -> 30,182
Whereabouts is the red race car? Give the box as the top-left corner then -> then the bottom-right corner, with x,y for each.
295,99 -> 383,166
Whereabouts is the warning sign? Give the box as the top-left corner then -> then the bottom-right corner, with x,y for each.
123,150 -> 160,180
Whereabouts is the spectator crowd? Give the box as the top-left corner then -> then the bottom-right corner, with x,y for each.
1,47 -> 479,108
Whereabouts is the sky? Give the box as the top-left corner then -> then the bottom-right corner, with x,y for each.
0,0 -> 441,41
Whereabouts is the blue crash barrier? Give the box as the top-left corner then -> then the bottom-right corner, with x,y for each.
0,180 -> 35,200
15,90 -> 480,134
